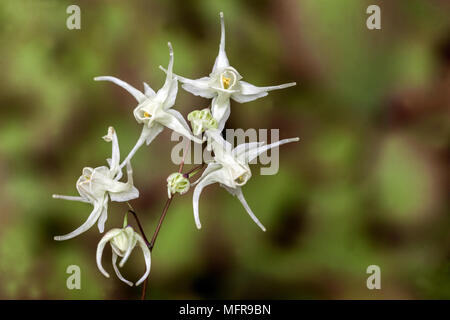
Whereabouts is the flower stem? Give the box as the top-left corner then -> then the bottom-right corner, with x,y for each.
184,163 -> 206,178
126,203 -> 151,247
140,150 -> 188,299
139,140 -> 207,300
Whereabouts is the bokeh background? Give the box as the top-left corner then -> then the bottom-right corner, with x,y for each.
0,0 -> 448,299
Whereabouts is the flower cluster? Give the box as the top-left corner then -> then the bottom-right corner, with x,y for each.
53,12 -> 299,288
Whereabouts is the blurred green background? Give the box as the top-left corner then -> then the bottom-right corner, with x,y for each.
0,0 -> 449,299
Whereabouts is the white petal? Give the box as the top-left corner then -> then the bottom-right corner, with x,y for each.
206,130 -> 233,160
232,80 -> 296,103
211,95 -> 231,131
96,196 -> 109,233
240,80 -> 297,95
52,194 -> 90,203
112,252 -> 134,286
232,142 -> 264,160
191,162 -> 222,186
160,66 -> 215,99
110,162 -> 139,202
192,170 -> 222,229
103,127 -> 120,173
119,234 -> 137,268
231,91 -> 268,103
212,12 -> 230,73
163,78 -> 178,110
96,228 -> 122,278
157,111 -> 203,144
143,82 -> 156,97
155,43 -> 177,107
226,187 -> 266,232
110,186 -> 139,202
166,109 -> 192,132
94,76 -> 146,103
54,200 -> 104,241
117,126 -> 157,172
182,77 -> 216,98
246,137 -> 299,163
144,123 -> 165,146
134,234 -> 151,286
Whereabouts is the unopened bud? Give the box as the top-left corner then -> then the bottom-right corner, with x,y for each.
167,172 -> 190,198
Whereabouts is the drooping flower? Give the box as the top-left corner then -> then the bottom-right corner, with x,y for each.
95,43 -> 203,169
96,226 -> 151,287
167,172 -> 190,198
192,134 -> 299,231
187,108 -> 218,135
53,127 -> 139,241
161,12 -> 296,131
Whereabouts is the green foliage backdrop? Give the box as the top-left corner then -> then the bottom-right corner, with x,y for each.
0,0 -> 448,299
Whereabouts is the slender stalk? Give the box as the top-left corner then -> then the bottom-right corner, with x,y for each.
126,203 -> 150,247
139,141 -> 207,299
140,146 -> 188,299
184,163 -> 205,177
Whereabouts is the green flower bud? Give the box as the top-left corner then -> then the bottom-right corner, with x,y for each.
167,172 -> 190,198
187,108 -> 218,135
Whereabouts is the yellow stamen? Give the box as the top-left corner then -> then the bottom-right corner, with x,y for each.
222,76 -> 231,89
236,175 -> 245,183
144,111 -> 151,118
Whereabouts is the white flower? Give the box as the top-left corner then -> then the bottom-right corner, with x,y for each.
161,12 -> 296,131
53,127 -> 139,241
167,172 -> 190,198
94,43 -> 203,169
192,134 -> 299,231
96,226 -> 151,287
187,108 -> 218,135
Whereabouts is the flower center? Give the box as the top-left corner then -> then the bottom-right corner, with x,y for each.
144,111 -> 151,118
222,76 -> 231,89
235,175 -> 246,184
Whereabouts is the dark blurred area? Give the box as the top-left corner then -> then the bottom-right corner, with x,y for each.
0,0 -> 448,299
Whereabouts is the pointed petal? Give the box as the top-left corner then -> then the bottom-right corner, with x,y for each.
159,66 -> 215,99
94,76 -> 146,103
119,234 -> 137,268
232,80 -> 296,103
96,228 -> 122,278
143,82 -> 156,97
231,91 -> 268,103
52,194 -> 90,203
191,162 -> 222,186
212,12 -> 230,72
135,234 -> 151,286
232,142 -> 264,160
205,130 -> 234,160
246,137 -> 299,163
112,252 -> 134,286
157,111 -> 203,144
110,162 -> 139,202
211,95 -> 231,131
155,42 -> 177,106
192,170 -> 222,229
166,109 -> 192,132
117,126 -> 152,171
162,78 -> 178,110
240,80 -> 297,94
227,187 -> 266,231
54,200 -> 103,241
96,197 -> 109,233
143,123 -> 165,146
102,126 -> 120,173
